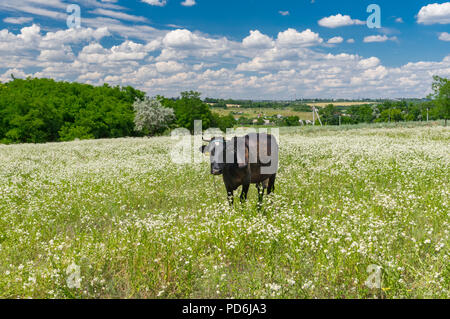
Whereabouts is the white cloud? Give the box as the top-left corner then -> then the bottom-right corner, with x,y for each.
181,0 -> 196,6
347,38 -> 355,43
0,2 -> 66,20
364,35 -> 388,43
82,16 -> 165,41
363,35 -> 397,43
327,36 -> 344,44
163,29 -> 206,49
77,40 -> 149,63
279,11 -> 290,16
78,72 -> 103,82
38,46 -> 75,62
0,0 -> 162,41
0,68 -> 32,82
358,57 -> 380,69
77,43 -> 109,63
142,0 -> 167,6
242,30 -> 274,49
90,8 -> 148,22
362,66 -> 388,80
17,24 -> 41,43
1,22 -> 449,99
41,27 -> 110,48
276,28 -> 323,47
439,32 -> 450,41
395,17 -> 404,23
155,61 -> 185,73
417,2 -> 450,25
3,17 -> 33,24
318,14 -> 365,28
109,41 -> 148,61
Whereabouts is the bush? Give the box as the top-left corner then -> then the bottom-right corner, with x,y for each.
133,97 -> 175,136
283,116 -> 300,126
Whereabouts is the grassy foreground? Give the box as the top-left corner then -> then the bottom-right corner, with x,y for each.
0,124 -> 448,298
212,107 -> 313,121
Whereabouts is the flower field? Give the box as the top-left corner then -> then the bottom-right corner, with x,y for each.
0,125 -> 448,298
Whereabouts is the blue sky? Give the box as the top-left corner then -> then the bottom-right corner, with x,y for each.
0,0 -> 449,99
128,0 -> 450,65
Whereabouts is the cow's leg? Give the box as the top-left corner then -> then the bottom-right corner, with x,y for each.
227,189 -> 234,206
267,174 -> 276,195
240,184 -> 249,203
256,183 -> 264,206
261,178 -> 270,200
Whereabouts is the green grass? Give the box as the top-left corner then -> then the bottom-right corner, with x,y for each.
0,123 -> 448,298
213,107 -> 313,120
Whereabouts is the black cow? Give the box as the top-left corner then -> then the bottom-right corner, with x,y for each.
200,133 -> 279,205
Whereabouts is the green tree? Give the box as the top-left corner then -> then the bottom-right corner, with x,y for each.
169,91 -> 212,132
431,76 -> 450,126
319,104 -> 341,125
0,78 -> 145,143
133,97 -> 175,136
377,108 -> 403,123
216,101 -> 227,109
211,113 -> 236,131
283,116 -> 300,126
348,105 -> 374,123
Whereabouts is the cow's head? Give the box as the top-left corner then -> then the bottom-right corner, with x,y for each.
200,137 -> 226,175
200,136 -> 249,175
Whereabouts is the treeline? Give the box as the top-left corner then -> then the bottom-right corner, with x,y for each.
1,76 -> 447,143
158,91 -> 236,133
319,76 -> 449,126
0,78 -> 146,143
319,101 -> 441,125
0,78 -> 235,144
205,97 -> 311,111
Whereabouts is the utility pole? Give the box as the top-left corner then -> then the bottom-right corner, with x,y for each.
311,107 -> 322,126
316,108 -> 323,126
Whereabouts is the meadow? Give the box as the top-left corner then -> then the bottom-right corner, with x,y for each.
306,102 -> 374,107
0,123 -> 448,298
213,107 -> 314,121
211,102 -> 375,121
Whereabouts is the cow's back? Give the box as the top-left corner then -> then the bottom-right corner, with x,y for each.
246,133 -> 278,170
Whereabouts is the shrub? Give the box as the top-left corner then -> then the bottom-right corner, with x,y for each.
133,97 -> 175,136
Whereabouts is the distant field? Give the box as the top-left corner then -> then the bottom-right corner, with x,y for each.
306,102 -> 375,107
212,102 -> 375,120
0,123 -> 448,298
213,107 -> 313,120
